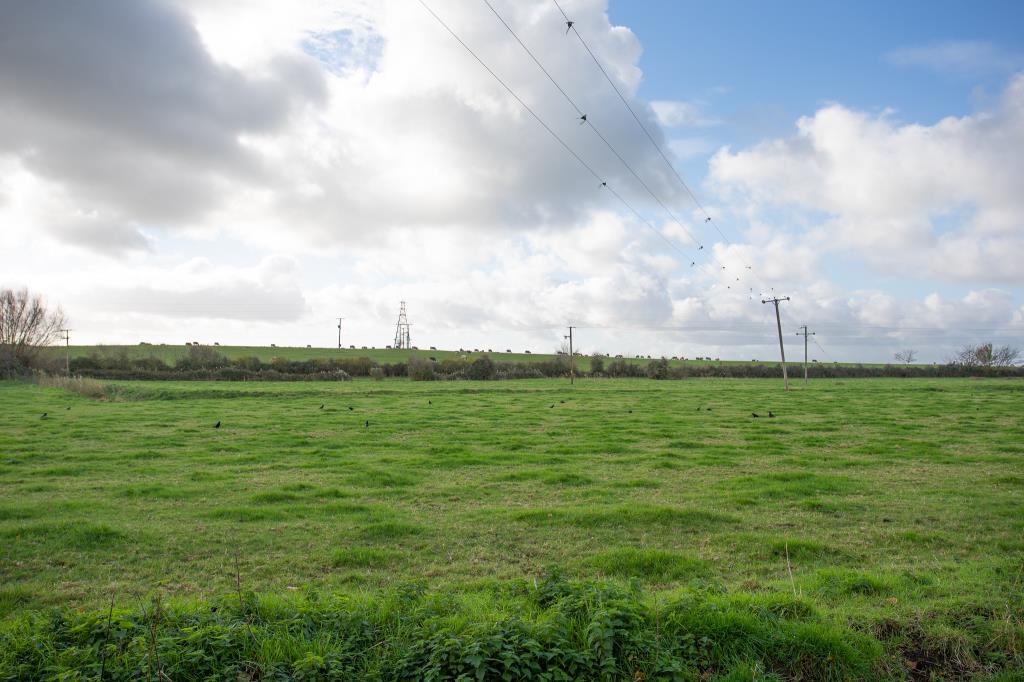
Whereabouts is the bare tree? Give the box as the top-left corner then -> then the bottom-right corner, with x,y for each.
0,288 -> 66,374
950,342 -> 1021,367
893,349 -> 917,365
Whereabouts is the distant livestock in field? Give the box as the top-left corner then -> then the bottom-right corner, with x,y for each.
525,350 -> 532,354
430,346 -> 437,350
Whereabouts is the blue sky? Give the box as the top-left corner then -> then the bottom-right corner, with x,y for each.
611,1 -> 1024,130
1,0 -> 1022,362
608,0 -> 1024,340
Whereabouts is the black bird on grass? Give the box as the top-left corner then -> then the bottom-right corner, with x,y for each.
560,400 -> 565,404
319,404 -> 324,410
768,411 -> 776,418
364,420 -> 369,428
66,406 -> 71,410
214,421 -> 221,428
706,407 -> 712,412
549,404 -> 555,409
348,406 -> 354,411
628,409 -> 632,414
428,400 -> 432,405
752,412 -> 760,418
41,412 -> 47,419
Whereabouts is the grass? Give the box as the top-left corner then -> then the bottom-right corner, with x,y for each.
1,376 -> 1022,679
44,342 -> 899,369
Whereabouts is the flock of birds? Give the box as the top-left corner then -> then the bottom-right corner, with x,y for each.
193,399 -> 776,429
37,398 -> 779,426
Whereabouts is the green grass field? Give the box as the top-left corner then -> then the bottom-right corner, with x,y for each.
1,377 -> 1022,679
46,343 -> 883,370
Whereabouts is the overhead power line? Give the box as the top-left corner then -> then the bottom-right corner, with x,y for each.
418,0 -> 721,279
480,0 -> 735,284
550,0 -> 770,295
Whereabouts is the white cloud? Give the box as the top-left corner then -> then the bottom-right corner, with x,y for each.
650,100 -> 719,128
709,73 -> 1024,283
886,41 -> 1023,76
0,0 -> 1020,362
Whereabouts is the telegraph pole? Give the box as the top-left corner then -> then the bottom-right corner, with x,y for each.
564,326 -> 575,384
762,297 -> 790,390
60,328 -> 71,374
336,317 -> 344,349
795,325 -> 815,383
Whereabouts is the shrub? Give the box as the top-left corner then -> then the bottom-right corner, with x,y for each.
176,344 -> 229,371
408,356 -> 435,381
589,353 -> 605,375
466,355 -> 497,380
369,367 -> 385,381
646,357 -> 670,379
606,359 -> 643,378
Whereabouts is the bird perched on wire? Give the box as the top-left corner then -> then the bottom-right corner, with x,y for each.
214,421 -> 221,428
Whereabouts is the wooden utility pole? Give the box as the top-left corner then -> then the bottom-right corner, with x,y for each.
762,297 -> 790,390
60,329 -> 71,374
336,317 -> 344,349
564,326 -> 575,384
795,325 -> 815,383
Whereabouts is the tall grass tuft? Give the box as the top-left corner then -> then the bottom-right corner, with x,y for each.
32,372 -> 109,399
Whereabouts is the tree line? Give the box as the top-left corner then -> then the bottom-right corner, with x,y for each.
2,288 -> 1022,380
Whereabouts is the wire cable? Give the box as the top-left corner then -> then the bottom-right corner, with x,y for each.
550,0 -> 771,294
480,0 -> 726,276
418,0 -> 721,278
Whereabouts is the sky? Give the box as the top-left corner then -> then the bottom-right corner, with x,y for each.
1,0 -> 1022,363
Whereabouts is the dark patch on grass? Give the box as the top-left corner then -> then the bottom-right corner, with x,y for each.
621,478 -> 660,489
586,547 -> 709,581
204,507 -> 286,522
358,521 -> 423,540
0,505 -> 39,521
250,490 -> 303,504
722,471 -> 860,501
540,471 -> 593,486
516,504 -> 737,530
332,547 -> 397,568
1,522 -> 130,550
347,469 -> 420,488
765,537 -> 845,562
813,569 -> 891,597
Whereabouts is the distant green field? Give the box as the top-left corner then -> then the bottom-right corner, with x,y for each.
1,377 -> 1022,678
46,343 -> 883,370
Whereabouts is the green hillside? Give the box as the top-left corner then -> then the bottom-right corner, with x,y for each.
46,343 -> 848,372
